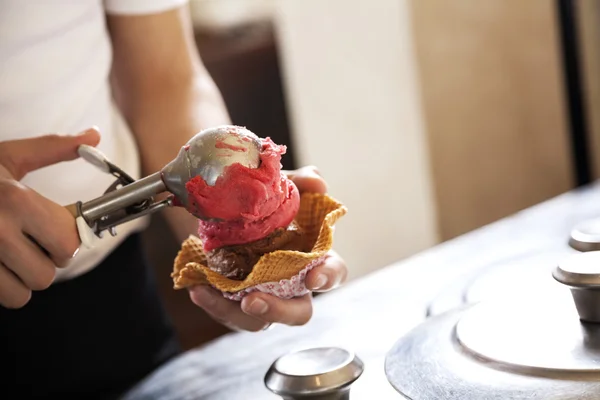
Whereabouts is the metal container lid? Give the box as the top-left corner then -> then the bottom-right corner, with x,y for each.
568,217 -> 600,252
553,251 -> 600,323
264,347 -> 364,398
553,250 -> 600,287
385,249 -> 600,399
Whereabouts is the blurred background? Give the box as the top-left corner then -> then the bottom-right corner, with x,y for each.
144,0 -> 600,348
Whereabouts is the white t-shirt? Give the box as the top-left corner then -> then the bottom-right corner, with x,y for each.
0,0 -> 187,282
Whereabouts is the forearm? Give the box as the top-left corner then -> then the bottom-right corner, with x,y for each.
134,77 -> 228,240
107,6 -> 231,241
118,74 -> 229,171
114,72 -> 231,241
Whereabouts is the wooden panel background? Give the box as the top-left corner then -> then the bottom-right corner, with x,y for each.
410,0 -> 575,240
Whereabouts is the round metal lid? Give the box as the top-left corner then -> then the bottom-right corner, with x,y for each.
386,251 -> 600,399
264,347 -> 364,397
553,250 -> 600,287
455,253 -> 600,373
569,218 -> 600,252
385,305 -> 600,400
456,299 -> 600,373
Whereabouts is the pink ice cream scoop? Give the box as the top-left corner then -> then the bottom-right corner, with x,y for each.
184,128 -> 301,251
31,124 -> 286,269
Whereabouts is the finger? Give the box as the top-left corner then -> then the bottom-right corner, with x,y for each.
305,251 -> 348,292
241,292 -> 313,326
0,233 -> 56,291
0,127 -> 101,180
0,263 -> 31,309
284,166 -> 327,194
189,286 -> 268,332
22,190 -> 80,264
0,180 -> 80,263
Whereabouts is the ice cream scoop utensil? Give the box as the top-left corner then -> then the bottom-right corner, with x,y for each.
65,126 -> 261,247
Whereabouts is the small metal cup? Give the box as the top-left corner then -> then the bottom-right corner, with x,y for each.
264,347 -> 364,400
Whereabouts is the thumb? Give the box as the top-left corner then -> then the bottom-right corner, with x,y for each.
0,127 -> 101,180
284,166 -> 328,194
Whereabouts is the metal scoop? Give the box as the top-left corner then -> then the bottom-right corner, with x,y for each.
68,125 -> 261,241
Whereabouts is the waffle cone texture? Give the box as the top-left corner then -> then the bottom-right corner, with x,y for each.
171,193 -> 347,297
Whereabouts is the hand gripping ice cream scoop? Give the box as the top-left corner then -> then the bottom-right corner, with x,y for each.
65,125 -> 261,249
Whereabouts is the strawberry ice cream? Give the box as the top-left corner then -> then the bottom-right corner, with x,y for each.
185,133 -> 300,253
171,127 -> 346,291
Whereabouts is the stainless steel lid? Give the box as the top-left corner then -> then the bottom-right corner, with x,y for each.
455,251 -> 600,373
385,303 -> 600,400
455,296 -> 600,373
553,251 -> 600,323
553,250 -> 600,287
264,347 -> 364,398
385,250 -> 600,399
569,217 -> 600,252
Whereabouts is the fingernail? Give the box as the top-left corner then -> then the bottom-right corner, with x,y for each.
247,298 -> 269,315
313,274 -> 328,290
76,130 -> 91,137
76,126 -> 99,137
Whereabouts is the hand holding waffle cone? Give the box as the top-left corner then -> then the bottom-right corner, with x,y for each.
172,128 -> 347,300
169,126 -> 347,331
172,191 -> 347,300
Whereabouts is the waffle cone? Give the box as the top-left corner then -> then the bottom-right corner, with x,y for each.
171,193 -> 347,294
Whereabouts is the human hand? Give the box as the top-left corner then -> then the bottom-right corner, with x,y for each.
0,128 -> 101,308
188,166 -> 348,331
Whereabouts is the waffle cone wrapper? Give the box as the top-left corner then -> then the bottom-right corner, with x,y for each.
171,192 -> 347,300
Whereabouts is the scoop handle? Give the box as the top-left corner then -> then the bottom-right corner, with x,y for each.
63,203 -> 98,250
